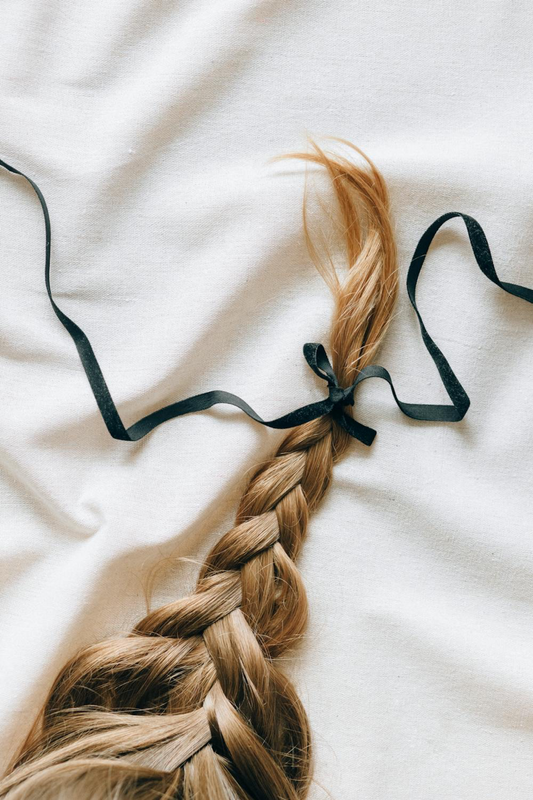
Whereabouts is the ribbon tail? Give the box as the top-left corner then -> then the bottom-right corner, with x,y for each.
332,408 -> 377,446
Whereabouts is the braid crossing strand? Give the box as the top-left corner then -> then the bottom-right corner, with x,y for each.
0,140 -> 398,800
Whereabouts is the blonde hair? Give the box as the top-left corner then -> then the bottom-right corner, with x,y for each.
0,140 -> 398,800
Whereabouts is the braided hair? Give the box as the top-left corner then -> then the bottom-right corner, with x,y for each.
0,140 -> 398,800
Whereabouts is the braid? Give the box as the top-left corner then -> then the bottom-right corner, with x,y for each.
0,140 -> 397,800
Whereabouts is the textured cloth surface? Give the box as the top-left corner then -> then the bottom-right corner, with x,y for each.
1,2 -> 532,797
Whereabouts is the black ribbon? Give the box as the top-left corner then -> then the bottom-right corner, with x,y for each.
1,157 -> 532,446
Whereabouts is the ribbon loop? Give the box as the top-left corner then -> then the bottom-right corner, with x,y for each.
302,342 -> 338,385
303,343 -> 354,407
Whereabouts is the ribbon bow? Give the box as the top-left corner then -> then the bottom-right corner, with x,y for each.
303,343 -> 376,445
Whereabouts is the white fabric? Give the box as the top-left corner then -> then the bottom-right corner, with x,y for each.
1,1 -> 532,796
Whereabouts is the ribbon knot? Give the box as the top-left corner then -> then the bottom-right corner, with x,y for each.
328,384 -> 354,407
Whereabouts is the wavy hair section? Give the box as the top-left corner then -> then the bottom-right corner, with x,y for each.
0,139 -> 398,800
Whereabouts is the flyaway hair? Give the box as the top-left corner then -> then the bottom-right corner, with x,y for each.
0,140 -> 398,800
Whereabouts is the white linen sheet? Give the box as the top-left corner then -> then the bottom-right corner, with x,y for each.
0,1 -> 532,798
